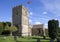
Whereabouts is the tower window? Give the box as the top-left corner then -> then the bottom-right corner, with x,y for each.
16,12 -> 18,15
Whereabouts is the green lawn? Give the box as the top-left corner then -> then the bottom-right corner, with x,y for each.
0,36 -> 15,42
0,36 -> 57,42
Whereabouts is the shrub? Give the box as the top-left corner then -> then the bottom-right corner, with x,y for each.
1,30 -> 10,36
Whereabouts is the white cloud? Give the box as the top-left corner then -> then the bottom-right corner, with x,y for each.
43,11 -> 47,14
35,22 -> 41,24
44,24 -> 48,29
41,0 -> 60,17
29,19 -> 32,23
54,18 -> 58,20
45,24 -> 47,26
29,12 -> 33,15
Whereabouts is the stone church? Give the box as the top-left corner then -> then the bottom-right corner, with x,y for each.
12,5 -> 45,36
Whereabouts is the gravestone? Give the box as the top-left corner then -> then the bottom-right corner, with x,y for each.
57,38 -> 60,42
37,38 -> 40,42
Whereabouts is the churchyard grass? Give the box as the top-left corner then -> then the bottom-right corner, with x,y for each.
0,36 -> 57,42
0,35 -> 15,42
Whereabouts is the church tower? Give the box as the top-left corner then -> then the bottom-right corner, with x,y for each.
12,5 -> 29,36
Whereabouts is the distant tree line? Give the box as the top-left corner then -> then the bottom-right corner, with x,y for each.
0,22 -> 17,36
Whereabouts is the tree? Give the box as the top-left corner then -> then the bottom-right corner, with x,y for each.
5,22 -> 11,27
3,22 -> 6,29
9,26 -> 17,35
4,25 -> 17,36
57,27 -> 60,37
1,25 -> 10,36
0,22 -> 4,34
10,26 -> 17,42
58,27 -> 60,33
5,24 -> 10,30
48,19 -> 59,42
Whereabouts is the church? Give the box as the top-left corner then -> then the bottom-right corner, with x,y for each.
12,5 -> 45,36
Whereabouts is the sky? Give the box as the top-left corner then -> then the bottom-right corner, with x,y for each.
0,0 -> 60,29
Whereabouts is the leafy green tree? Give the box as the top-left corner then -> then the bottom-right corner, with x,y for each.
0,22 -> 4,34
9,26 -> 17,42
5,24 -> 10,30
0,22 -> 11,35
58,28 -> 60,33
48,19 -> 59,42
4,25 -> 17,35
57,27 -> 60,37
2,22 -> 11,28
5,22 -> 11,27
9,26 -> 17,35
3,22 -> 6,29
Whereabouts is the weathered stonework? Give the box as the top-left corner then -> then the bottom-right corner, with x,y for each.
12,5 -> 29,36
32,24 -> 45,36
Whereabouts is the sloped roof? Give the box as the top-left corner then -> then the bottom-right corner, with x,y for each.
32,24 -> 43,28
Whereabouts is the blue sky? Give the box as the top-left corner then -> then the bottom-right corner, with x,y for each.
0,0 -> 60,28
